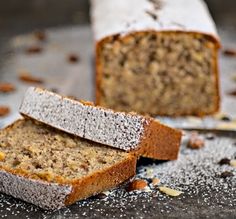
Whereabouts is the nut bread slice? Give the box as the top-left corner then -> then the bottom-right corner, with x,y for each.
91,0 -> 220,116
0,119 -> 136,209
20,87 -> 181,160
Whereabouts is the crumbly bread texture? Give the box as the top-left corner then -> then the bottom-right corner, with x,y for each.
0,119 -> 136,209
20,87 -> 182,160
91,0 -> 220,116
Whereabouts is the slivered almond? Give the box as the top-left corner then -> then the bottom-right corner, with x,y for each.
19,71 -> 44,84
230,159 -> 236,167
159,186 -> 183,197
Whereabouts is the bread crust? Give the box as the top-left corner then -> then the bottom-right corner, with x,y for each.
95,30 -> 220,117
0,119 -> 137,209
138,119 -> 182,160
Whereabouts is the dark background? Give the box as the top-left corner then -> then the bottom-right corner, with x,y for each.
0,0 -> 235,35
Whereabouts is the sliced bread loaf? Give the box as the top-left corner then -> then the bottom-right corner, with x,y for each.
20,87 -> 181,160
0,119 -> 136,209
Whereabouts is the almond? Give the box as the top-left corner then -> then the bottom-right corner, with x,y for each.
19,71 -> 44,84
187,132 -> 205,149
126,179 -> 147,192
159,186 -> 183,197
0,83 -> 15,93
152,178 -> 160,186
0,106 -> 10,117
230,159 -> 236,167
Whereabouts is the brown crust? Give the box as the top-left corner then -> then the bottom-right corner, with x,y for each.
0,119 -> 137,207
95,30 -> 221,117
65,154 -> 136,205
137,119 -> 182,160
79,97 -> 181,160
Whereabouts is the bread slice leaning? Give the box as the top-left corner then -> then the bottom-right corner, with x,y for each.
0,119 -> 136,209
20,87 -> 182,160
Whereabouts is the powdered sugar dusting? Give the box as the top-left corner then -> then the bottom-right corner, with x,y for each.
0,132 -> 235,218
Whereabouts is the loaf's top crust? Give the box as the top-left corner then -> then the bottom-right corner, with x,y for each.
91,0 -> 220,44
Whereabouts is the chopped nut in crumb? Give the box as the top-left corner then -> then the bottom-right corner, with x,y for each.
36,171 -> 54,181
159,186 -> 183,197
187,132 -> 205,149
0,106 -> 10,117
0,151 -> 6,161
0,83 -> 16,93
126,179 -> 147,192
19,71 -> 44,84
80,164 -> 89,172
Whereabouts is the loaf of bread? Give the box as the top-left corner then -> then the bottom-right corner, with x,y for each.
91,0 -> 221,116
0,119 -> 136,209
20,87 -> 181,160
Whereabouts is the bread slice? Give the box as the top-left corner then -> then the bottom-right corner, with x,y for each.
0,119 -> 136,209
20,87 -> 181,160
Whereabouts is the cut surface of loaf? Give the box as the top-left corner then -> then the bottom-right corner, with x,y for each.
91,0 -> 220,116
20,87 -> 182,160
0,119 -> 136,209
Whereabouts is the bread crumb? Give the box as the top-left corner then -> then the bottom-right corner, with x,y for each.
187,132 -> 205,149
159,186 -> 183,197
152,178 -> 160,186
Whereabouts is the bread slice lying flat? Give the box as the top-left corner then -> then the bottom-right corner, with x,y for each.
20,87 -> 182,160
0,119 -> 136,209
